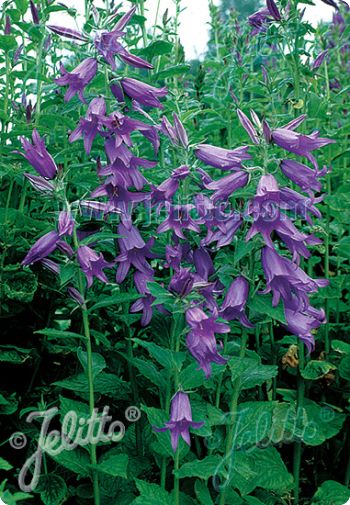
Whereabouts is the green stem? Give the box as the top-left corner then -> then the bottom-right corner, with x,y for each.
270,322 -> 277,401
35,38 -> 44,126
174,448 -> 180,505
73,231 -> 100,505
2,52 -> 11,132
152,0 -> 161,39
219,330 -> 248,505
293,341 -> 305,505
138,0 -> 148,47
0,179 -> 14,314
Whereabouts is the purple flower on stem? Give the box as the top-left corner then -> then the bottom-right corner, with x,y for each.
58,211 -> 74,237
311,50 -> 328,70
157,204 -> 201,239
154,391 -> 204,452
24,173 -> 55,193
47,25 -> 88,42
266,0 -> 282,21
77,246 -> 114,288
68,286 -> 85,306
169,268 -> 194,297
20,130 -> 57,179
195,144 -> 251,170
161,114 -> 188,148
115,224 -> 155,283
120,78 -> 168,109
55,58 -> 98,103
280,159 -> 326,194
22,231 -> 59,266
151,166 -> 189,204
284,298 -> 326,353
130,272 -> 155,326
69,97 -> 106,154
30,0 -> 40,24
272,123 -> 335,169
186,306 -> 230,378
237,109 -> 259,144
5,15 -> 11,34
220,277 -> 254,328
204,171 -> 249,203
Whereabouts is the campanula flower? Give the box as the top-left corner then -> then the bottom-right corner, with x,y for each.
311,50 -> 328,70
120,78 -> 168,109
69,97 -> 106,154
220,277 -> 254,328
195,144 -> 251,170
154,391 -> 204,452
77,246 -> 114,288
55,58 -> 98,103
22,231 -> 59,266
157,204 -> 201,239
237,109 -> 259,144
280,159 -> 327,194
20,130 -> 57,179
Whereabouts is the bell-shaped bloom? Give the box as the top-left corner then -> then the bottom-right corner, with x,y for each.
280,159 -> 326,194
24,173 -> 54,193
55,58 -> 98,103
115,224 -> 155,283
266,0 -> 282,20
161,113 -> 188,148
237,109 -> 259,144
154,391 -> 204,452
261,246 -> 328,310
284,296 -> 327,353
248,8 -> 271,34
58,211 -> 74,237
169,268 -> 194,297
120,78 -> 168,109
165,243 -> 191,271
68,286 -> 85,305
219,277 -> 254,328
151,166 -> 189,204
30,0 -> 40,24
311,50 -> 328,70
186,307 -> 230,378
130,271 -> 155,326
20,130 -> 57,179
69,97 -> 106,154
157,204 -> 201,239
5,15 -> 11,34
272,126 -> 335,169
47,25 -> 88,41
279,187 -> 323,224
22,231 -> 59,266
204,171 -> 249,203
77,246 -> 114,288
195,144 -> 251,170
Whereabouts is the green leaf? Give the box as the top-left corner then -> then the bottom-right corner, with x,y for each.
14,0 -> 29,14
35,328 -> 86,340
301,360 -> 337,380
0,35 -> 17,51
130,479 -> 172,505
302,401 -> 345,446
311,480 -> 350,505
248,295 -> 286,324
175,456 -> 222,480
88,293 -> 140,312
93,453 -> 129,478
339,355 -> 350,381
141,40 -> 173,58
155,64 -> 191,79
0,345 -> 33,364
3,271 -> 38,303
147,282 -> 175,308
0,456 -> 13,471
130,357 -> 166,389
77,348 -> 106,378
50,448 -> 90,476
37,474 -> 67,505
54,372 -> 130,398
229,356 -> 278,389
194,480 -> 214,505
132,338 -> 185,370
331,340 -> 350,354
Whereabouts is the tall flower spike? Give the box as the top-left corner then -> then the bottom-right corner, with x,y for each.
154,391 -> 204,452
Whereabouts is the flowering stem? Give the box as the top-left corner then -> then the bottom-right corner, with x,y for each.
73,231 -> 100,505
293,340 -> 305,505
218,329 -> 248,505
2,52 -> 10,131
174,448 -> 180,505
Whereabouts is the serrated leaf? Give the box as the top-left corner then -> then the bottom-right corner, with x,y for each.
175,456 -> 222,480
248,295 -> 286,324
93,453 -> 128,478
35,328 -> 86,340
37,474 -> 67,505
301,360 -> 337,380
311,480 -> 350,505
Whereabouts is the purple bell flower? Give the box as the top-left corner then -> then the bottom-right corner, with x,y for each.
55,58 -> 98,103
151,166 -> 189,204
161,114 -> 188,148
157,204 -> 201,239
130,271 -> 155,326
77,246 -> 114,288
237,109 -> 259,144
280,159 -> 326,194
195,144 -> 251,170
47,25 -> 88,41
186,306 -> 230,378
311,50 -> 328,70
220,277 -> 254,328
266,0 -> 282,21
154,391 -> 204,452
24,173 -> 55,193
204,171 -> 249,203
58,211 -> 74,237
30,0 -> 40,24
115,224 -> 155,283
169,268 -> 194,297
20,130 -> 57,179
22,231 -> 59,266
120,78 -> 168,109
69,97 -> 106,154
